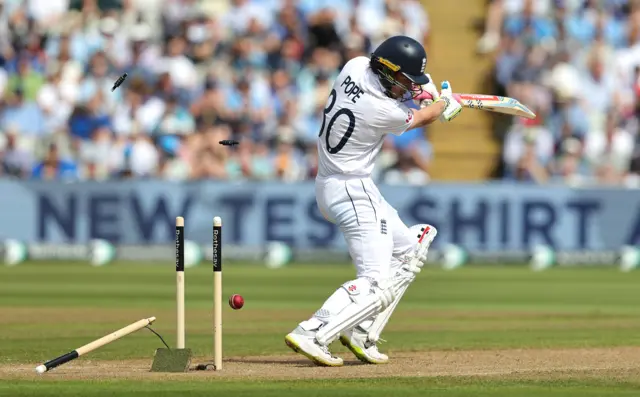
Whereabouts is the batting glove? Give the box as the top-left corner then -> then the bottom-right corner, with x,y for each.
413,74 -> 439,108
436,81 -> 462,122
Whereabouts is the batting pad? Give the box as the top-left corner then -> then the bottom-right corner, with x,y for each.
315,293 -> 388,345
368,274 -> 414,342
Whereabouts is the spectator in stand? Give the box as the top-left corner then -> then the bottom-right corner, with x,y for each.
584,112 -> 635,184
1,87 -> 46,137
483,0 -> 640,187
503,118 -> 554,182
1,128 -> 33,178
31,143 -> 78,181
382,149 -> 430,185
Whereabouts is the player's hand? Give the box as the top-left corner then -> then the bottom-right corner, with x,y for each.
413,74 -> 439,108
436,81 -> 462,122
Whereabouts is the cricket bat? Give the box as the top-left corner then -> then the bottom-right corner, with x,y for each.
425,93 -> 536,119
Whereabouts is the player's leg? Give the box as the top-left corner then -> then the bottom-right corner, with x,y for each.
334,190 -> 397,364
368,206 -> 437,343
340,203 -> 436,362
285,178 -> 394,367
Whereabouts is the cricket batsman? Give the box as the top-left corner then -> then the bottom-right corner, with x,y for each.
285,35 -> 463,366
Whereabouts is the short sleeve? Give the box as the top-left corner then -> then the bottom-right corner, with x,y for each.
367,99 -> 413,136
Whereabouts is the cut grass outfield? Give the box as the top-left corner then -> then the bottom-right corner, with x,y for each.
2,378 -> 640,397
1,262 -> 639,396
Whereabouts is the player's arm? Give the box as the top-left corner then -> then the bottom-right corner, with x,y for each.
370,81 -> 462,137
409,100 -> 446,128
410,81 -> 462,129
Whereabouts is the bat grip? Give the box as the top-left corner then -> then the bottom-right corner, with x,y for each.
43,351 -> 79,371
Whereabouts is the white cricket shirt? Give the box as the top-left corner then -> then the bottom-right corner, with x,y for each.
316,56 -> 414,178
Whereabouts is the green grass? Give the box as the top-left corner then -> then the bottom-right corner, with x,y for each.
1,262 -> 639,396
2,378 -> 640,397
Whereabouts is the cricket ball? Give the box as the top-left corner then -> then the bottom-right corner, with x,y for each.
229,294 -> 244,310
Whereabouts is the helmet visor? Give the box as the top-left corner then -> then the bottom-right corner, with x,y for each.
402,72 -> 429,86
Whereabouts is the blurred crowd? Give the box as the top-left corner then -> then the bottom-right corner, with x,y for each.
0,0 -> 431,183
481,0 -> 640,187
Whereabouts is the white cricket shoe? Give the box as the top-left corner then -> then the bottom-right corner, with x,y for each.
285,326 -> 344,367
339,326 -> 389,364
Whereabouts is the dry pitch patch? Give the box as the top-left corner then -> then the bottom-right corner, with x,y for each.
1,347 -> 640,382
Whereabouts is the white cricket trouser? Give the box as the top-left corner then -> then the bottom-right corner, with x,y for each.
295,175 -> 420,336
315,175 -> 416,281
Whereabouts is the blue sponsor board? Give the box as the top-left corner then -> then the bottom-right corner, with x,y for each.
0,180 -> 638,251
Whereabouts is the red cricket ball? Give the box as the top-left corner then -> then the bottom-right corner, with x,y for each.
229,294 -> 244,310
